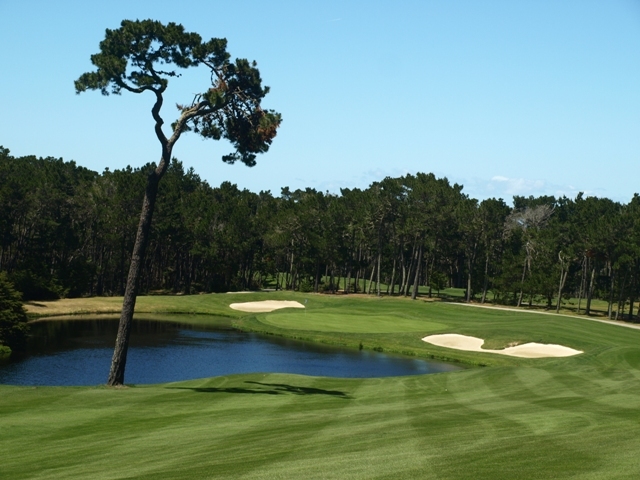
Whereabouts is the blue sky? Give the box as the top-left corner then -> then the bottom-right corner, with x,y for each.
1,1 -> 639,203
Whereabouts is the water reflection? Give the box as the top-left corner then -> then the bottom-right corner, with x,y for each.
0,316 -> 461,386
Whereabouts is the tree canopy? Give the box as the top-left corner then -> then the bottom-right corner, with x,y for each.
75,19 -> 281,167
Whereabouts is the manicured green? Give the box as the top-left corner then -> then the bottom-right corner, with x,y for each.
4,292 -> 640,478
262,312 -> 447,333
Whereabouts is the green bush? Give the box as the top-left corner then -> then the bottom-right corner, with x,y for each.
9,270 -> 65,301
0,272 -> 30,355
298,280 -> 314,293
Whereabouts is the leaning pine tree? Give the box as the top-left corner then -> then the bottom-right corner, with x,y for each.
75,19 -> 281,386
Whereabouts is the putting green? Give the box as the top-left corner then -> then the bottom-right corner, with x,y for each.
262,311 -> 447,333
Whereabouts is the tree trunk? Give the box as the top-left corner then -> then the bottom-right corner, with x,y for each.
389,256 -> 397,295
556,268 -> 568,313
354,246 -> 361,293
628,270 -> 636,322
107,173 -> 160,386
585,266 -> 596,315
400,250 -> 407,296
367,262 -> 375,295
289,251 -> 295,289
376,251 -> 382,297
481,252 -> 490,304
314,261 -> 320,293
577,256 -> 586,314
427,256 -> 434,298
404,241 -> 417,297
607,266 -> 615,319
329,267 -> 335,294
517,259 -> 527,307
616,270 -> 627,321
556,253 -> 568,313
411,244 -> 423,300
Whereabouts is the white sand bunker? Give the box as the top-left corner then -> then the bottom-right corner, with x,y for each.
422,334 -> 582,358
229,300 -> 305,313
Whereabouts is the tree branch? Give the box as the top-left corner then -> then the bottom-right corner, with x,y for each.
152,89 -> 168,152
166,101 -> 212,149
115,78 -> 155,95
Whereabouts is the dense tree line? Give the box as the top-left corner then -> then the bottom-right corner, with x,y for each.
2,145 -> 640,320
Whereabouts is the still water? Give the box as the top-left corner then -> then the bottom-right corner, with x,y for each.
0,316 -> 461,386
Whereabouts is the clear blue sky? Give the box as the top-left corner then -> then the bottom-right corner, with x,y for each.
1,1 -> 639,203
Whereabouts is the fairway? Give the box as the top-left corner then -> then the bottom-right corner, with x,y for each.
4,293 -> 640,479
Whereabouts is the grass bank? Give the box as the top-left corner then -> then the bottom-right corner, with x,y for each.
3,292 -> 640,478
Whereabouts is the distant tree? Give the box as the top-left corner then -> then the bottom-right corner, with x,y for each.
458,196 -> 480,302
0,272 -> 29,358
76,19 -> 281,386
504,203 -> 554,307
477,198 -> 510,303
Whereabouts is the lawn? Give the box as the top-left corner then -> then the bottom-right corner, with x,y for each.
3,292 -> 640,478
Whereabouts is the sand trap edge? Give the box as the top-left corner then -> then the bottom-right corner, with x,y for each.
422,333 -> 582,358
229,300 -> 305,313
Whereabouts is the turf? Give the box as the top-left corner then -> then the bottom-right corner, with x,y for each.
5,292 -> 640,478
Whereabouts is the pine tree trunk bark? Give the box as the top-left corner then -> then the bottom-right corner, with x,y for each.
314,261 -> 320,293
107,172 -> 160,386
411,244 -> 423,300
517,259 -> 527,307
354,246 -> 361,293
404,241 -> 417,297
367,262 -> 375,295
399,250 -> 407,296
616,270 -> 627,321
628,270 -> 636,321
289,251 -> 295,289
481,252 -> 490,304
427,256 -> 434,298
376,251 -> 382,297
585,266 -> 596,315
607,266 -> 615,319
577,257 -> 586,314
389,256 -> 397,295
329,267 -> 334,294
556,268 -> 568,313
345,265 -> 352,294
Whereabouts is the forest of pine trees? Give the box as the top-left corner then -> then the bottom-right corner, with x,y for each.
2,145 -> 640,320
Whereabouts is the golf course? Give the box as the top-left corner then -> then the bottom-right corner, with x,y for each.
1,291 -> 639,479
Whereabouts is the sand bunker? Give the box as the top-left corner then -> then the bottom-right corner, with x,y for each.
229,300 -> 305,313
422,334 -> 582,358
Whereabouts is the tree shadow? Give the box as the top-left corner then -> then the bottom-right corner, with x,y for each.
168,381 -> 351,399
26,301 -> 47,308
246,381 -> 351,398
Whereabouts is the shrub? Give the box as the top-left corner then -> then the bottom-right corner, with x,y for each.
0,272 -> 30,355
298,280 -> 314,293
9,270 -> 65,301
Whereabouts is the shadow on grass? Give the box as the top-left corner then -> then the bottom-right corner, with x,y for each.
26,301 -> 48,308
168,381 -> 351,399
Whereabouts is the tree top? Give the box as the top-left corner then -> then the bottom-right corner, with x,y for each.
75,19 -> 281,167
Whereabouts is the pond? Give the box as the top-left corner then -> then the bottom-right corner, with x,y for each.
0,316 -> 462,386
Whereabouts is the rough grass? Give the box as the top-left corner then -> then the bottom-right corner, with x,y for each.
6,292 -> 640,478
